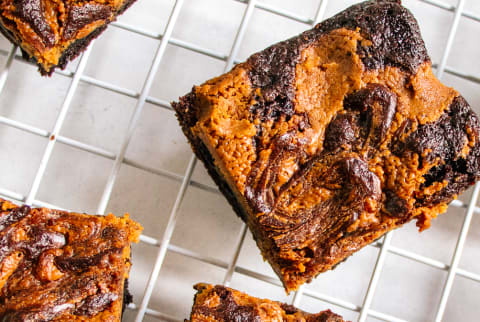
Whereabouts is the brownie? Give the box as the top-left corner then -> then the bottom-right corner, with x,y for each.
0,0 -> 138,76
173,0 -> 480,292
0,198 -> 142,321
188,283 -> 346,322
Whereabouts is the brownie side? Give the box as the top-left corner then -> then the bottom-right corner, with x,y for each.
188,284 -> 346,322
0,199 -> 142,320
173,92 -> 252,224
173,0 -> 480,292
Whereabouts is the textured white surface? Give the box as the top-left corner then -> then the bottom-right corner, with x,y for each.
0,0 -> 479,321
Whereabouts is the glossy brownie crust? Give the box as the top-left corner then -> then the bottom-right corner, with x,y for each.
0,199 -> 142,321
173,0 -> 480,292
188,284 -> 345,322
0,0 -> 137,75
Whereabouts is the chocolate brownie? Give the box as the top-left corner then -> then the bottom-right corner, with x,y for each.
188,283 -> 346,322
0,0 -> 138,76
173,0 -> 480,292
0,198 -> 142,321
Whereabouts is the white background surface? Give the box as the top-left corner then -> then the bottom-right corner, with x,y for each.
0,0 -> 479,321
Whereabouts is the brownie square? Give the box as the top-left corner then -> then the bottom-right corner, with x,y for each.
0,0 -> 138,75
0,199 -> 142,321
173,0 -> 480,291
188,283 -> 345,322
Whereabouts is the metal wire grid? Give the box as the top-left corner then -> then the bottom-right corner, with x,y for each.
0,0 -> 478,321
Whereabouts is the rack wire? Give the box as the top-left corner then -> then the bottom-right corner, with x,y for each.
0,0 -> 479,321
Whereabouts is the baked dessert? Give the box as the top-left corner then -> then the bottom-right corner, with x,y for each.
188,283 -> 345,322
0,0 -> 138,75
173,0 -> 480,292
0,198 -> 142,321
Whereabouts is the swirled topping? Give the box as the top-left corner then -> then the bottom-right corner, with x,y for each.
0,199 -> 142,320
188,284 -> 345,322
173,0 -> 480,292
0,0 -> 134,74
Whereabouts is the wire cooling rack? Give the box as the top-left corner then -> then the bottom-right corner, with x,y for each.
0,0 -> 479,321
